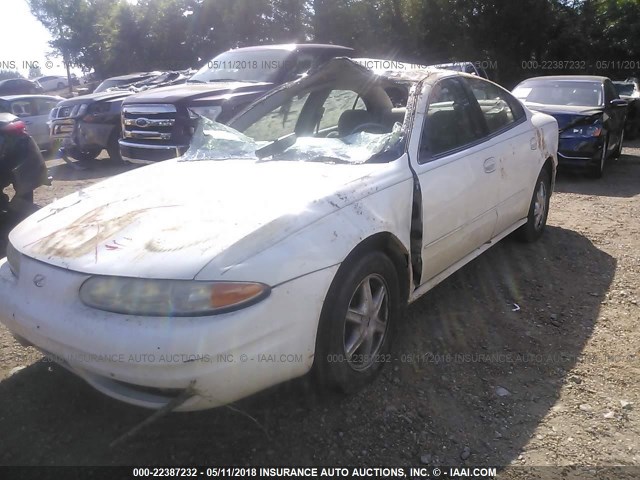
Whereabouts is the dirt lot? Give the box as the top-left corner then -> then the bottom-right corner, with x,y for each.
0,144 -> 638,476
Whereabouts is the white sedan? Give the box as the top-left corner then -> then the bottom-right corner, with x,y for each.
0,59 -> 558,411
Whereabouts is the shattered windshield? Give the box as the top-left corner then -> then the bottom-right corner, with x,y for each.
182,79 -> 409,164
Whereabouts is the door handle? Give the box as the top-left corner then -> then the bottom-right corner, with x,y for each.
483,157 -> 496,173
530,137 -> 538,150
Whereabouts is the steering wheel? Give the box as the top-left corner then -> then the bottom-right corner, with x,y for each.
349,122 -> 387,135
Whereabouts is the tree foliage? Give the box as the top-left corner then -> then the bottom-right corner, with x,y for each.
28,0 -> 640,86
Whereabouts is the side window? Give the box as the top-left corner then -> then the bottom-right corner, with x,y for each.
420,78 -> 484,160
10,100 -> 33,117
34,98 -> 59,116
466,78 -> 524,134
243,92 -> 310,142
318,90 -> 364,131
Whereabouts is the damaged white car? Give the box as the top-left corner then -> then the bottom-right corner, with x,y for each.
0,59 -> 558,411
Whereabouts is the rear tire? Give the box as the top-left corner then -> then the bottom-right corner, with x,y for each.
516,167 -> 551,243
313,251 -> 400,393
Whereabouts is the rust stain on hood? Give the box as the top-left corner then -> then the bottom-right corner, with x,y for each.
29,205 -> 175,259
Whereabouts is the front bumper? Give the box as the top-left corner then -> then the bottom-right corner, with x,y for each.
0,256 -> 337,411
557,136 -> 604,168
119,140 -> 188,164
50,118 -> 115,151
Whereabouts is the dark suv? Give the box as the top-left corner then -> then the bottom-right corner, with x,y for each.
119,44 -> 353,163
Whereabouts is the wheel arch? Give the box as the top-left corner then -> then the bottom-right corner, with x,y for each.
542,156 -> 556,192
339,232 -> 411,307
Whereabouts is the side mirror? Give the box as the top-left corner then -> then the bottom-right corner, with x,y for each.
610,99 -> 628,108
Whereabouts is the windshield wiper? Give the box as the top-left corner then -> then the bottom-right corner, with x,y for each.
255,135 -> 297,159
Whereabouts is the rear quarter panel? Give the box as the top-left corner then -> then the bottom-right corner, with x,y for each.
531,110 -> 559,186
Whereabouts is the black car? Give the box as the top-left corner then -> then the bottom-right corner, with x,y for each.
613,79 -> 640,139
119,43 -> 354,163
49,71 -> 192,163
0,78 -> 44,96
513,75 -> 627,178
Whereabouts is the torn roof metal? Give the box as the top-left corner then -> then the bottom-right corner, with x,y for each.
307,57 -> 443,84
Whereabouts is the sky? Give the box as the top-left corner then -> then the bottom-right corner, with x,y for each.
0,0 -> 72,77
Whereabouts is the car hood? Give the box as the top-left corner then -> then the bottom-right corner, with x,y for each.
522,103 -> 604,130
9,158 -> 393,280
122,82 -> 273,104
57,90 -> 132,107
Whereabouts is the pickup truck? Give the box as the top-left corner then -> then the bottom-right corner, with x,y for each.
119,43 -> 354,163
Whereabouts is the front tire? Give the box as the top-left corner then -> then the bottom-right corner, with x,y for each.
516,167 -> 551,243
314,251 -> 400,392
589,136 -> 608,178
613,130 -> 624,159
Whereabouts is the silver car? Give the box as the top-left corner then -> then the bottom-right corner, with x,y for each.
0,95 -> 63,151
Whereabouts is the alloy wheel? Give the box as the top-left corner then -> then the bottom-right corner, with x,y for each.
533,180 -> 547,230
343,273 -> 389,371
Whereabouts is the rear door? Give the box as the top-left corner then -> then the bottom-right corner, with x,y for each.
409,76 -> 499,283
464,77 -> 537,233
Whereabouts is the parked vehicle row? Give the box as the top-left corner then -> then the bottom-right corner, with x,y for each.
49,70 -> 194,164
0,58 -> 559,411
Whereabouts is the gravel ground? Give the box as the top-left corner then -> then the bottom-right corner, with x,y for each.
0,144 -> 638,476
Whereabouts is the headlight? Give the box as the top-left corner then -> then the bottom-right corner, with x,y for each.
560,125 -> 602,138
188,106 -> 222,122
79,277 -> 270,316
6,243 -> 21,278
